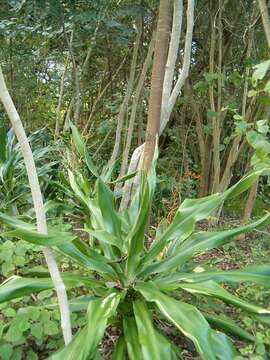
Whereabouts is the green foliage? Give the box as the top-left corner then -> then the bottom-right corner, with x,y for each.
1,126 -> 270,359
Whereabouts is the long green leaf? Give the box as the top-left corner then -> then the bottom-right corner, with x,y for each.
110,171 -> 137,184
133,300 -> 172,360
0,275 -> 104,303
154,265 -> 270,290
96,179 -> 122,240
57,241 -> 116,278
46,296 -> 98,312
126,174 -> 151,279
135,282 -> 216,360
142,169 -> 267,267
140,213 -> 270,277
70,122 -> 99,178
0,122 -> 6,163
179,280 -> 270,315
0,276 -> 53,302
50,292 -> 120,360
84,229 -> 122,250
204,313 -> 254,342
0,212 -> 76,246
111,335 -> 126,360
123,317 -> 142,360
210,331 -> 238,360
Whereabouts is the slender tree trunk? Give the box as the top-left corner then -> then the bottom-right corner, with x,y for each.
121,0 -> 195,205
161,0 -> 183,126
62,26 -> 80,125
258,0 -> 270,50
160,0 -> 195,134
108,21 -> 142,168
209,9 -> 219,193
243,180 -> 259,222
137,92 -> 144,146
0,67 -> 72,345
143,0 -> 172,170
55,55 -> 70,137
118,34 -> 155,180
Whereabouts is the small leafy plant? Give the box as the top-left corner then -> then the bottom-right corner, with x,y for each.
0,125 -> 270,359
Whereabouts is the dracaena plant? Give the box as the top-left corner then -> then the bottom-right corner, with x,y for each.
0,125 -> 58,214
0,125 -> 270,360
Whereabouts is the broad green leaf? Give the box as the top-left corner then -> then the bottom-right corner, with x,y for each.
44,320 -> 59,336
68,169 -> 90,207
142,169 -> 266,268
0,212 -> 75,246
110,171 -> 137,184
0,123 -> 6,163
84,229 -> 122,250
0,343 -> 13,360
70,122 -> 99,178
246,130 -> 270,154
210,331 -> 238,360
111,335 -> 126,360
96,179 -> 122,240
264,80 -> 270,94
204,313 -> 254,342
46,296 -> 98,312
155,265 -> 270,291
57,241 -> 116,278
50,292 -> 120,360
252,60 -> 270,82
247,89 -> 257,97
0,274 -> 104,303
133,300 -> 172,360
0,276 -> 53,302
126,174 -> 151,279
128,141 -> 157,227
123,317 -> 142,360
136,282 -> 216,360
2,228 -> 75,246
257,119 -> 269,134
178,280 -> 270,315
140,213 -> 270,277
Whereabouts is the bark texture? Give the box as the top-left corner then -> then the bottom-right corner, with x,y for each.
143,0 -> 172,171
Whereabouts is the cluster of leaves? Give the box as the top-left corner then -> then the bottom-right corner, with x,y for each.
0,125 -> 59,214
0,125 -> 270,359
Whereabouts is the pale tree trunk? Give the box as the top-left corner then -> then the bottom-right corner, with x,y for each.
0,68 -> 72,345
55,54 -> 70,137
117,33 -> 155,181
160,0 -> 195,134
108,20 -> 142,168
209,5 -> 219,193
121,0 -> 195,206
160,0 -> 183,128
258,0 -> 270,50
